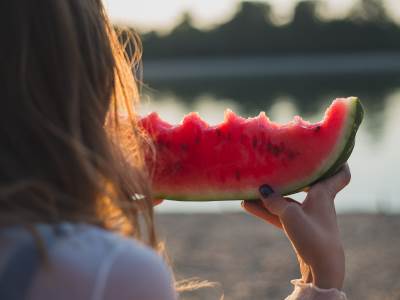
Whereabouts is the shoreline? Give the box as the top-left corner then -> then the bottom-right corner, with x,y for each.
143,52 -> 400,80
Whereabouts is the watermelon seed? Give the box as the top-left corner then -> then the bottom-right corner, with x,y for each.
161,162 -> 183,176
267,140 -> 273,152
216,129 -> 222,137
265,139 -> 284,156
287,150 -> 299,160
173,162 -> 183,173
235,170 -> 241,181
252,136 -> 258,148
180,144 -> 189,151
271,144 -> 283,156
195,135 -> 201,144
227,133 -> 232,141
315,125 -> 321,132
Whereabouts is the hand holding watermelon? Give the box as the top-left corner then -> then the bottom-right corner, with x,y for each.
141,98 -> 360,293
243,164 -> 351,290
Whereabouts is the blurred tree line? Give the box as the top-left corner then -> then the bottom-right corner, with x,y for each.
120,0 -> 400,59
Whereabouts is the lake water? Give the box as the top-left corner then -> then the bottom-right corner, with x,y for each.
140,70 -> 400,214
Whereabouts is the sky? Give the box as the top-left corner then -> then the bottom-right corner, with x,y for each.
103,0 -> 400,32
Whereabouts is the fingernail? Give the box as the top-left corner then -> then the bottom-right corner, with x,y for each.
259,184 -> 274,198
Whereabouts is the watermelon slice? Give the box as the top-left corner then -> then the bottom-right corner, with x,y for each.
140,97 -> 363,201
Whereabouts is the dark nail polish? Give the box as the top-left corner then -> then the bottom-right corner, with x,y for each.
259,184 -> 274,198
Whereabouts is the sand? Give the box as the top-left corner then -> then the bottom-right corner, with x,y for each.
156,213 -> 400,300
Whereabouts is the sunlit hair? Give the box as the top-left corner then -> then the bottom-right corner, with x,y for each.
0,0 -> 156,247
0,1 -> 222,296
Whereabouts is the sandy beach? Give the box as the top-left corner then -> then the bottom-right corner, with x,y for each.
157,213 -> 400,300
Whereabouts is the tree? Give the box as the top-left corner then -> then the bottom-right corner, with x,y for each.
351,0 -> 390,23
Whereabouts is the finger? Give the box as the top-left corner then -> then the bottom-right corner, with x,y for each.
153,199 -> 164,206
258,185 -> 310,236
317,164 -> 351,196
258,187 -> 321,263
286,198 -> 302,206
242,200 -> 282,229
259,185 -> 300,218
305,164 -> 351,211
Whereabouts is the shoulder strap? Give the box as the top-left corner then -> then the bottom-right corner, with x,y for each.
0,225 -> 61,300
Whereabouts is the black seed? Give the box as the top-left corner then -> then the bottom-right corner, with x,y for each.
174,162 -> 183,173
272,145 -> 281,156
235,170 -> 241,181
163,162 -> 183,176
315,125 -> 321,132
267,140 -> 273,152
216,129 -> 222,137
252,136 -> 258,148
195,135 -> 201,144
180,144 -> 189,151
287,150 -> 298,160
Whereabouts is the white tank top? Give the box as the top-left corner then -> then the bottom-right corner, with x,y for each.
0,223 -> 177,300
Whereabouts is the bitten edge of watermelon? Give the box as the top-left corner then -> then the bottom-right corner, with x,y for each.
284,96 -> 364,196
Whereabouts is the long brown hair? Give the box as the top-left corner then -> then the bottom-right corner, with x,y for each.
0,0 -> 157,247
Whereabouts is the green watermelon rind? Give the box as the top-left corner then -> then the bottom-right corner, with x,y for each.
156,97 -> 364,201
282,97 -> 364,195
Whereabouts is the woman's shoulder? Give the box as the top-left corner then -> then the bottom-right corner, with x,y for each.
51,223 -> 152,259
29,223 -> 176,300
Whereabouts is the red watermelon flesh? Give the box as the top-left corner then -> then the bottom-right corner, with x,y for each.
139,97 -> 363,201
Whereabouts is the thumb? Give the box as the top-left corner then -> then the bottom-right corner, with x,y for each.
323,163 -> 351,195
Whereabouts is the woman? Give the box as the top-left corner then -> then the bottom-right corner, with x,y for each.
0,0 -> 349,299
